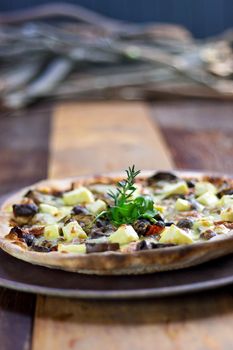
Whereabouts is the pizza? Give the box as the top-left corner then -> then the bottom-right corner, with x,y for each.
0,167 -> 233,275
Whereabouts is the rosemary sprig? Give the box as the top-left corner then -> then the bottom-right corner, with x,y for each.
103,165 -> 158,226
108,165 -> 140,206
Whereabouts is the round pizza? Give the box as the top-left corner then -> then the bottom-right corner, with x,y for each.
1,167 -> 233,275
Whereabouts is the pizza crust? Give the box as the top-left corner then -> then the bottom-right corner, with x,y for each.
1,170 -> 233,275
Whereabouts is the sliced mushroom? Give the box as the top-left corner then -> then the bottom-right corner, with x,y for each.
136,240 -> 176,251
200,230 -> 217,240
13,203 -> 38,217
133,219 -> 151,235
71,205 -> 89,215
147,171 -> 178,184
217,188 -> 233,198
177,219 -> 193,229
86,242 -> 119,253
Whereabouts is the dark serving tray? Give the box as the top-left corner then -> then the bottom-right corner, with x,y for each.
0,193 -> 233,299
0,248 -> 233,299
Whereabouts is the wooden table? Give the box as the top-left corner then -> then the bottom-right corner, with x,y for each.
0,100 -> 233,350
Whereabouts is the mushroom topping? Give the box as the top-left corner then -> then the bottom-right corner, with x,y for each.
13,203 -> 38,217
177,219 -> 193,229
147,171 -> 178,184
86,242 -> 119,253
136,240 -> 176,251
200,230 -> 217,240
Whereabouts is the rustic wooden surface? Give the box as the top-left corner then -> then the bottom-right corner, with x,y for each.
150,101 -> 233,173
0,106 -> 50,350
33,291 -> 233,350
33,102 -> 173,350
49,102 -> 173,178
0,100 -> 233,349
0,106 -> 51,196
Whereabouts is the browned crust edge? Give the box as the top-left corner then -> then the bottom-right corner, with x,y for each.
1,170 -> 233,275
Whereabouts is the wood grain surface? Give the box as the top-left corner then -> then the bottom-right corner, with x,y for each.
49,102 -> 173,178
33,102 -> 174,350
0,100 -> 233,350
0,289 -> 35,350
33,291 -> 233,350
31,101 -> 233,350
0,105 -> 51,350
150,100 -> 233,173
0,106 -> 51,196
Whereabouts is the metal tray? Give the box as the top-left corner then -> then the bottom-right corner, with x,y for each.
0,248 -> 232,299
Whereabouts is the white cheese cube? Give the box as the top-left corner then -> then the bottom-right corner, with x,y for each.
63,187 -> 94,206
109,225 -> 139,245
159,224 -> 193,244
86,199 -> 107,215
62,221 -> 87,241
44,224 -> 60,240
39,204 -> 58,216
58,243 -> 86,253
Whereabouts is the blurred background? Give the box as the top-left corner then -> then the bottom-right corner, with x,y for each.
0,1 -> 232,109
1,0 -> 232,38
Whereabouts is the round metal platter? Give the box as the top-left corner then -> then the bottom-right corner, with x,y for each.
0,248 -> 232,299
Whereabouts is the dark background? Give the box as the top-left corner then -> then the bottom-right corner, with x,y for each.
0,0 -> 232,38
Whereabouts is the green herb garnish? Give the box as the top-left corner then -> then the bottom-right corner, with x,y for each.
103,165 -> 158,226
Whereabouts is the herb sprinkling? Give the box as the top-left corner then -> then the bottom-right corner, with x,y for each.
99,166 -> 158,226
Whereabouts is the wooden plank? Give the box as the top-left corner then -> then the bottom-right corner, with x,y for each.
32,101 -> 233,350
151,100 -> 233,173
158,128 -> 233,173
150,100 -> 233,131
33,290 -> 233,350
32,102 -> 173,350
48,102 -> 173,178
0,289 -> 35,350
0,105 -> 51,196
0,105 -> 51,350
